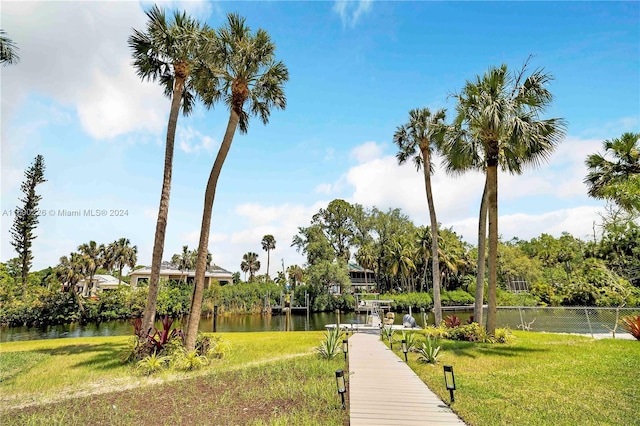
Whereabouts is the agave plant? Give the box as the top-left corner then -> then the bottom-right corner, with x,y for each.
417,336 -> 442,364
317,327 -> 345,360
382,325 -> 395,344
620,315 -> 640,340
401,330 -> 419,352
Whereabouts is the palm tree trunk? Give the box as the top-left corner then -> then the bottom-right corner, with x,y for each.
474,180 -> 488,325
141,76 -> 184,335
266,250 -> 270,279
422,148 -> 442,325
486,162 -> 499,336
118,265 -> 123,286
185,110 -> 239,351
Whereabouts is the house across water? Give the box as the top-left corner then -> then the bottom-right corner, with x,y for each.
129,261 -> 233,287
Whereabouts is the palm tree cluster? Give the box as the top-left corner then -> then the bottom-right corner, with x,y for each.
393,59 -> 567,334
295,203 -> 473,295
56,238 -> 137,295
129,6 -> 288,349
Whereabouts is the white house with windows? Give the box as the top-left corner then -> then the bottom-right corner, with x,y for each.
129,261 -> 233,287
76,274 -> 123,296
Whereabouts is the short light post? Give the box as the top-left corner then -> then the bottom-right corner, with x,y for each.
443,365 -> 456,403
342,338 -> 348,361
335,369 -> 346,409
401,339 -> 408,362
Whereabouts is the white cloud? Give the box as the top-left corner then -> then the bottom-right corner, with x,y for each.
449,205 -> 604,246
177,126 -> 219,154
77,61 -> 166,140
333,0 -> 373,28
1,2 -> 167,140
351,141 -> 385,163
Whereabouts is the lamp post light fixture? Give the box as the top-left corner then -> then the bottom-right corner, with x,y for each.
335,369 -> 347,409
342,338 -> 348,361
401,339 -> 408,362
443,365 -> 456,403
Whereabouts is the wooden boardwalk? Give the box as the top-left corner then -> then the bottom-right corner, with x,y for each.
348,332 -> 466,426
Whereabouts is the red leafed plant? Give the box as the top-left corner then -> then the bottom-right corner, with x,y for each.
444,315 -> 462,328
148,315 -> 184,350
620,315 -> 640,340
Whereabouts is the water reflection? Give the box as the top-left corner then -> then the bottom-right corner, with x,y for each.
1,311 -> 438,342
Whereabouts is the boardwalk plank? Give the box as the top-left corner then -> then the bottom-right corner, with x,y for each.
348,332 -> 465,426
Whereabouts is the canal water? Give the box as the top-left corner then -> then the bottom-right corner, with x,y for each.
2,307 -> 635,342
0,312 -> 414,342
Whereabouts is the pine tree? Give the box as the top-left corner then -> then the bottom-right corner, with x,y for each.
10,155 -> 46,298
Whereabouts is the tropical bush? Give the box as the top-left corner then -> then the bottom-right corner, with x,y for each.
136,352 -> 169,376
206,335 -> 232,359
441,289 -> 475,306
448,322 -> 489,342
494,328 -> 515,344
444,315 -> 462,328
422,325 -> 449,339
171,348 -> 209,371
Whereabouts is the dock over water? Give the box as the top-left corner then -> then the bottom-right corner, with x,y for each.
348,332 -> 466,425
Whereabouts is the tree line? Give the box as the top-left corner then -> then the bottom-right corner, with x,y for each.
2,7 -> 638,344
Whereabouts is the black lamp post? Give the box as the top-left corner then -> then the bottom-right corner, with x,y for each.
335,369 -> 346,409
342,338 -> 348,361
401,339 -> 408,362
443,365 -> 456,403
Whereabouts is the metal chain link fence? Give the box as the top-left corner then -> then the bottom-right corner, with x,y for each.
493,306 -> 640,338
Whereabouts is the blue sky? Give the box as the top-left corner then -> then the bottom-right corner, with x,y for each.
1,1 -> 639,275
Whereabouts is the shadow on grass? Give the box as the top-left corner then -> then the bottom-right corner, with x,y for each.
34,342 -> 128,371
440,340 -> 548,359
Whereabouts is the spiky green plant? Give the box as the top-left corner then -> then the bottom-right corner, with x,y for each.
317,327 -> 345,360
417,336 -> 442,364
401,330 -> 419,352
172,348 -> 210,371
207,336 -> 233,359
136,352 -> 169,375
382,325 -> 395,343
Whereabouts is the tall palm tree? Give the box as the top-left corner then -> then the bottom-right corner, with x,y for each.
78,241 -> 104,296
585,132 -> 640,213
261,234 -> 276,279
185,13 -> 288,350
240,252 -> 261,282
0,30 -> 19,66
107,238 -> 138,285
129,5 -> 207,333
394,107 -> 447,323
448,62 -> 566,334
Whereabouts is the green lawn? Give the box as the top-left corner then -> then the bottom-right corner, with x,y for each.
0,331 -> 348,425
3,330 -> 637,425
390,331 -> 640,426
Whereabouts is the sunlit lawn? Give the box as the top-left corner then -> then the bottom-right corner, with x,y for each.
1,331 -> 348,425
389,331 -> 640,426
